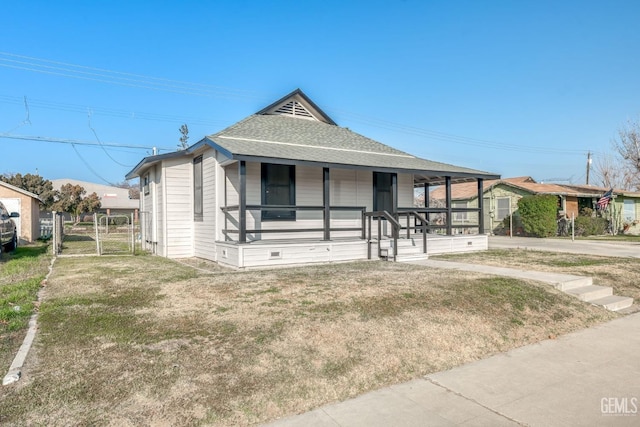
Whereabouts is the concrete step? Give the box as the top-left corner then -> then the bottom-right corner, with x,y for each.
589,295 -> 634,312
565,285 -> 613,302
395,254 -> 429,262
553,276 -> 593,291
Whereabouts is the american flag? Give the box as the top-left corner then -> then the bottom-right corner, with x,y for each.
596,189 -> 613,210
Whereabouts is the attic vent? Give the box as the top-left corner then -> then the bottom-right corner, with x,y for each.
273,101 -> 314,119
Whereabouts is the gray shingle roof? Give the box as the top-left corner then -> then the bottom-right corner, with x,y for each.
207,114 -> 496,179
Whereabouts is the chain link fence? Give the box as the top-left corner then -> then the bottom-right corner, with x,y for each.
51,213 -> 138,256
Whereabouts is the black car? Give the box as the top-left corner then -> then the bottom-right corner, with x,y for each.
0,201 -> 19,253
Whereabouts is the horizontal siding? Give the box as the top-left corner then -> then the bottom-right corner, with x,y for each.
164,159 -> 193,258
398,173 -> 414,207
194,150 -> 217,260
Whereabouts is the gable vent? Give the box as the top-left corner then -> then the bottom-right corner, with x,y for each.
273,101 -> 315,119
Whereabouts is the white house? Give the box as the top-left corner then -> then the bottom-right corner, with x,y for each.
126,89 -> 498,268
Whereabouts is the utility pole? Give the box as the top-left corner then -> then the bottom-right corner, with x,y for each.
586,151 -> 592,185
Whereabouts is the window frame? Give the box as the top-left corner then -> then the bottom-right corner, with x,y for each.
623,199 -> 635,222
261,163 -> 296,221
496,197 -> 511,221
452,201 -> 468,221
193,156 -> 203,222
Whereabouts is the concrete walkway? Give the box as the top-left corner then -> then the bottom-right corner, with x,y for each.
264,313 -> 640,426
489,236 -> 640,258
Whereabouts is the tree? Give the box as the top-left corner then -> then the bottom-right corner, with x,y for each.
593,154 -> 638,191
112,180 -> 140,200
52,184 -> 101,222
0,173 -> 57,209
613,119 -> 640,189
178,124 -> 189,150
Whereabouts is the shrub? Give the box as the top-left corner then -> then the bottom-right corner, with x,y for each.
517,195 -> 558,237
574,216 -> 607,236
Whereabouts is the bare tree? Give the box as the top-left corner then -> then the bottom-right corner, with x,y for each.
593,153 -> 638,190
613,118 -> 640,189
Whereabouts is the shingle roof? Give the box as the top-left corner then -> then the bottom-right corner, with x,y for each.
127,89 -> 500,184
430,177 -> 640,200
205,114 -> 497,182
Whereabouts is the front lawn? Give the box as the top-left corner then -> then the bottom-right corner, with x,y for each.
0,254 -> 616,426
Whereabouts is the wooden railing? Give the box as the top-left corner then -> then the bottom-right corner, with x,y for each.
221,205 -> 366,241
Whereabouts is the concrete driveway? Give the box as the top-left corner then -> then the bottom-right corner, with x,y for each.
489,236 -> 640,258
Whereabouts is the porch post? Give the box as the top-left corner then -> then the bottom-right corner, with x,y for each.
391,173 -> 398,213
239,160 -> 246,243
323,167 -> 330,241
424,183 -> 429,207
477,178 -> 484,234
445,176 -> 452,235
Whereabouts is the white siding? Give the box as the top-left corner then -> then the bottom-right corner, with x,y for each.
397,173 -> 414,208
155,164 -> 165,256
216,240 -> 369,268
164,158 -> 193,258
194,150 -> 217,260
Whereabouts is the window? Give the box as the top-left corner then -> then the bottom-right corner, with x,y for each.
453,201 -> 468,221
262,163 -> 295,220
143,174 -> 149,196
194,156 -> 203,221
623,199 -> 635,222
496,197 -> 511,221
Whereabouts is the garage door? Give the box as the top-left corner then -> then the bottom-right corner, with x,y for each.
0,198 -> 21,240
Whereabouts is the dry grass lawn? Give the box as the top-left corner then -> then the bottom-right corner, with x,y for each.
437,249 -> 640,301
0,254 -> 617,426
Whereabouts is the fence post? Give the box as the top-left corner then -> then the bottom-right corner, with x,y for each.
94,213 -> 100,255
131,212 -> 135,254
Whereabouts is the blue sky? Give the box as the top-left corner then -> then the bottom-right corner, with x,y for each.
1,0 -> 639,186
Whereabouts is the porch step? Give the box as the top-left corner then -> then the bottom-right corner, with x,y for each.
553,276 -> 593,291
589,295 -> 634,312
563,285 -> 612,302
395,254 -> 429,262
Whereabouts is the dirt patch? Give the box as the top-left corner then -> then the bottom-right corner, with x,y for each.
0,255 -> 616,426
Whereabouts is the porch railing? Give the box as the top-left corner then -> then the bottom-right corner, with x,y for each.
221,205 -> 366,241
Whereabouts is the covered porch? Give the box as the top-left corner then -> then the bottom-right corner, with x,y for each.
218,161 -> 489,268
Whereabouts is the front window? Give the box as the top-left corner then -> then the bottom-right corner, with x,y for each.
496,197 -> 511,221
624,199 -> 635,222
261,163 -> 295,221
453,201 -> 468,221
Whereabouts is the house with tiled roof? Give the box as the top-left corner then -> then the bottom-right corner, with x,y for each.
430,177 -> 640,234
126,89 -> 499,267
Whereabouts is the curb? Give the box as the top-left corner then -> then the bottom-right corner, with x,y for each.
2,256 -> 55,386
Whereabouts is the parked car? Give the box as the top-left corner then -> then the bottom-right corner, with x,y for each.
0,201 -> 19,253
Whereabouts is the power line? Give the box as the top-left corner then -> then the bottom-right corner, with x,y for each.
0,133 -> 173,152
0,51 -> 606,158
0,94 -> 229,127
0,51 -> 264,100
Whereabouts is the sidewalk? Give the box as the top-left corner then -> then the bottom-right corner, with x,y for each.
264,312 -> 640,426
489,236 -> 640,258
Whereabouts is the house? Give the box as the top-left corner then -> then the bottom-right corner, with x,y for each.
51,179 -> 139,221
430,176 -> 640,234
0,180 -> 42,243
126,89 -> 499,268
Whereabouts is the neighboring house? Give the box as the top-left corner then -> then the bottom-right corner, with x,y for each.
126,89 -> 499,268
51,179 -> 139,220
430,176 -> 640,234
0,180 -> 42,243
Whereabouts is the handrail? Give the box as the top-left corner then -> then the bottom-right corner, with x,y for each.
364,211 -> 400,261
